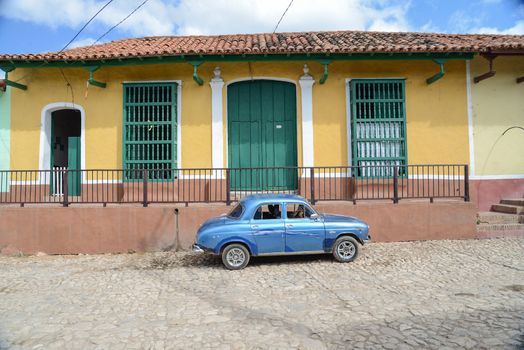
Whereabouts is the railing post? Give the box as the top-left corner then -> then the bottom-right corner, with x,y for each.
310,167 -> 315,205
62,169 -> 69,207
225,169 -> 231,206
464,165 -> 470,202
143,169 -> 148,207
393,165 -> 399,204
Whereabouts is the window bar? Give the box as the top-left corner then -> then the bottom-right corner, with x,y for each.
453,165 -> 456,198
23,171 -> 27,204
447,165 -> 450,197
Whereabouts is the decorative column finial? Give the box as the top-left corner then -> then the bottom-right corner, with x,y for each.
303,64 -> 310,76
300,64 -> 313,81
212,66 -> 222,81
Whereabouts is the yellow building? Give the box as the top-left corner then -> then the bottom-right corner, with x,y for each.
468,55 -> 524,210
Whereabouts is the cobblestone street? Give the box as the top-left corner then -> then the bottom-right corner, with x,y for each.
0,238 -> 523,349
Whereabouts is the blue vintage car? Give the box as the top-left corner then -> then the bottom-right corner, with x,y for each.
192,194 -> 370,269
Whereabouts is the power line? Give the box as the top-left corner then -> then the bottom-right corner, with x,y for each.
92,0 -> 151,46
59,0 -> 115,53
82,0 -> 151,100
13,0 -> 115,83
273,0 -> 294,34
57,0 -> 115,105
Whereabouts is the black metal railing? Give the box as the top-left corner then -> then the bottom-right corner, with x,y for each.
0,164 -> 469,207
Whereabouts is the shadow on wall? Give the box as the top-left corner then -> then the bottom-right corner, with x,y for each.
478,126 -> 524,176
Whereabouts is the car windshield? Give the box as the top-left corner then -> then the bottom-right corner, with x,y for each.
227,203 -> 244,219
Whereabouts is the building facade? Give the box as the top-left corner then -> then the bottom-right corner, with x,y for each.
468,55 -> 524,210
0,31 -> 522,253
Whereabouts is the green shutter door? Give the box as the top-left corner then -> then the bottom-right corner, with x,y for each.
67,136 -> 81,196
350,79 -> 407,177
123,83 -> 177,181
228,80 -> 297,191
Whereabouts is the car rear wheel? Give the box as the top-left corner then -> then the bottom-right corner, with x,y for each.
221,244 -> 250,270
332,236 -> 359,263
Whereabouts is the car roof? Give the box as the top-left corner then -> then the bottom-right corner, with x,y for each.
239,194 -> 308,206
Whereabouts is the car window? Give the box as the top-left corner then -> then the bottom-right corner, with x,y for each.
227,203 -> 244,219
287,203 -> 315,219
253,204 -> 281,220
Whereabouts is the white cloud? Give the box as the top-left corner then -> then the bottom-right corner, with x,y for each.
447,4 -> 524,35
476,20 -> 524,34
69,37 -> 98,48
448,10 -> 483,33
0,0 -> 178,36
419,20 -> 440,33
0,0 -> 412,43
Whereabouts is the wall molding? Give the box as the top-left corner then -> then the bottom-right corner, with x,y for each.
345,78 -> 352,166
466,60 -> 476,177
471,174 -> 524,180
299,65 -> 315,167
39,102 -> 86,180
210,67 -> 224,169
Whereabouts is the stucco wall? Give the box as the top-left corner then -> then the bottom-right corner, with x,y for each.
470,55 -> 524,177
0,200 -> 476,255
8,60 -> 469,170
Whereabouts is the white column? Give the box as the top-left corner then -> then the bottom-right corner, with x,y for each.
299,64 -> 315,168
210,67 -> 224,169
466,60 -> 475,177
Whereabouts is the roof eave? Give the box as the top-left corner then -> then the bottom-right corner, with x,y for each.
0,51 -> 476,71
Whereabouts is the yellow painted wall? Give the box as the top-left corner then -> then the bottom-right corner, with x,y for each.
9,59 -> 470,170
309,60 -> 469,166
471,56 -> 524,176
9,64 -> 213,169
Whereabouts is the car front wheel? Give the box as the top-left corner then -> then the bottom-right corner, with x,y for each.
221,244 -> 250,270
332,236 -> 359,263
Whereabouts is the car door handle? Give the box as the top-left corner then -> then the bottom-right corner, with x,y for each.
286,224 -> 294,228
251,225 -> 259,229
253,232 -> 269,236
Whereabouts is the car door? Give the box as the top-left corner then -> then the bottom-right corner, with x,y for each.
250,203 -> 286,254
284,202 -> 325,252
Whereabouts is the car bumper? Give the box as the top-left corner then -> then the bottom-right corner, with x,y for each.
192,244 -> 205,253
192,243 -> 213,254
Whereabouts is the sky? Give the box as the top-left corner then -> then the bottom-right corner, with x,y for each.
0,0 -> 523,56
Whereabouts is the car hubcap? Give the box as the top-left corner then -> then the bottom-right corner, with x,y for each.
337,241 -> 355,259
226,248 -> 246,267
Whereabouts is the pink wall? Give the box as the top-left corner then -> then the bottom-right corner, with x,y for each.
471,179 -> 524,211
0,200 -> 477,255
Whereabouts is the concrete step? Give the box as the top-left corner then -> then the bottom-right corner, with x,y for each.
476,223 -> 524,239
491,204 -> 524,215
500,198 -> 524,206
477,211 -> 524,224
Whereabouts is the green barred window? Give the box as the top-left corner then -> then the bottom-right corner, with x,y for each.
123,82 -> 177,180
350,79 -> 407,177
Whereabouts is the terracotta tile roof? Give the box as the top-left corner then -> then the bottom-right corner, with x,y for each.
2,30 -> 524,61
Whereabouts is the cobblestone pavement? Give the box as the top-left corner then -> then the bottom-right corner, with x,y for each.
0,238 -> 523,350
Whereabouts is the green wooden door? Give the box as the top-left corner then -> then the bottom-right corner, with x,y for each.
228,80 -> 297,190
67,136 -> 81,196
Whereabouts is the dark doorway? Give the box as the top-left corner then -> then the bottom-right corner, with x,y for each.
51,109 -> 81,196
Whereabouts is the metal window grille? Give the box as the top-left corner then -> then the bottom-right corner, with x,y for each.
123,83 -> 177,180
350,79 -> 407,177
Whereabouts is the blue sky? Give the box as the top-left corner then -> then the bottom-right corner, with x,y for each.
0,0 -> 523,55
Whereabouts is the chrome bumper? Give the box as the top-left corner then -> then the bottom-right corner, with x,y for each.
192,244 -> 205,253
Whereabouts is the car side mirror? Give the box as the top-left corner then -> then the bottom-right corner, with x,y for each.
310,213 -> 320,220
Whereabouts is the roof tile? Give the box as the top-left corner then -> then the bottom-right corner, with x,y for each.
1,30 -> 523,62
